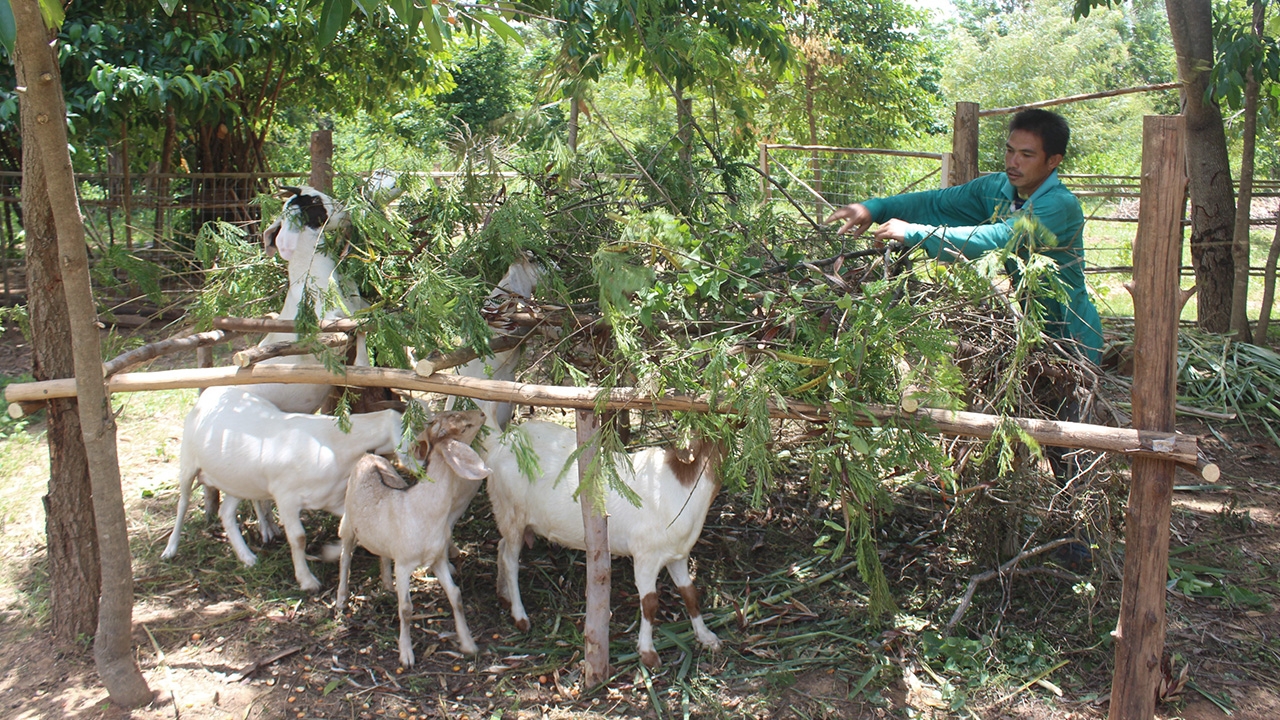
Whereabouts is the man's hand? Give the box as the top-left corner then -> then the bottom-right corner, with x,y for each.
825,203 -> 872,237
872,218 -> 910,243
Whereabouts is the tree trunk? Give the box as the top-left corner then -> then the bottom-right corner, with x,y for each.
568,96 -> 579,153
1230,61 -> 1257,342
153,107 -> 176,239
1166,0 -> 1236,333
1230,0 -> 1265,342
675,82 -> 693,170
11,0 -> 152,707
1257,213 -> 1280,342
806,59 -> 822,216
23,114 -> 100,642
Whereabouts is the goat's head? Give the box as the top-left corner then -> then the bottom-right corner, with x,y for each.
262,185 -> 343,261
409,409 -> 489,481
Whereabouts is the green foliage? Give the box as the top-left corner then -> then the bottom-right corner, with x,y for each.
943,0 -> 1173,175
756,0 -> 947,149
187,220 -> 287,328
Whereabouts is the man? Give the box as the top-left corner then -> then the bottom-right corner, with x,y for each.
826,108 -> 1103,366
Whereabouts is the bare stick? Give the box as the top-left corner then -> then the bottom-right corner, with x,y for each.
412,334 -> 524,376
231,333 -> 351,367
978,83 -> 1180,116
3,364 -> 1206,466
213,316 -> 360,333
103,330 -> 236,377
945,538 -> 1079,634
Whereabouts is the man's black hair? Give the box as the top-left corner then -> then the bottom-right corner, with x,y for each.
1009,109 -> 1070,158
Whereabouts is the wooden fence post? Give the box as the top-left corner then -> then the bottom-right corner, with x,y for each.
951,102 -> 980,187
1110,114 -> 1186,720
309,129 -> 333,193
575,409 -> 611,687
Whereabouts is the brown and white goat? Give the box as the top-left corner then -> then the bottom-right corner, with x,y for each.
484,420 -> 724,667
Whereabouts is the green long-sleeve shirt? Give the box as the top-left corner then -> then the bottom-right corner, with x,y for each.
863,170 -> 1102,364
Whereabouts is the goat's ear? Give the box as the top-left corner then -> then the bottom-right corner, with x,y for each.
277,185 -> 301,199
439,439 -> 490,481
413,439 -> 431,463
262,219 -> 282,258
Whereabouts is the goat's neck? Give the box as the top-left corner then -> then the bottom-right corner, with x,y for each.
279,238 -> 338,320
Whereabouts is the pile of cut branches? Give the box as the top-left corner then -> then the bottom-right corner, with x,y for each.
183,150 -> 1120,621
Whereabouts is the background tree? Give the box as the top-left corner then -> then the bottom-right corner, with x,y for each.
9,0 -> 151,706
756,0 -> 944,149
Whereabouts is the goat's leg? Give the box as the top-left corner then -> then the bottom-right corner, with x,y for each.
161,465 -> 200,560
496,534 -> 530,631
431,557 -> 479,656
276,499 -> 322,592
666,559 -> 721,650
380,557 -> 394,592
254,500 -> 282,544
202,483 -> 220,521
393,561 -> 417,668
633,556 -> 665,668
335,516 -> 358,612
217,493 -> 258,566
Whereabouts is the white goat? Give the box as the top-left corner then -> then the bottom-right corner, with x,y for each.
200,186 -> 370,535
245,185 -> 369,414
162,386 -> 407,592
336,409 -> 490,666
445,253 -> 543,431
485,421 -> 724,668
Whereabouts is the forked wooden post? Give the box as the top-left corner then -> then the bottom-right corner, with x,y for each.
951,102 -> 980,187
575,409 -> 611,686
1110,115 -> 1186,720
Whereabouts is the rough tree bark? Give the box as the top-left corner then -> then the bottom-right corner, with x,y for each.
11,0 -> 152,706
24,102 -> 101,642
1166,0 -> 1237,333
1229,0 -> 1264,342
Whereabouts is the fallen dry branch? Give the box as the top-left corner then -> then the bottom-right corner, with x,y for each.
2,363 -> 1207,468
945,537 -> 1079,634
102,330 -> 236,377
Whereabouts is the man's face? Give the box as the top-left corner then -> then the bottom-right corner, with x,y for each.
1005,129 -> 1062,197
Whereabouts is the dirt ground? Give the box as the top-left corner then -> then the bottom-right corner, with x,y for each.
1,323 -> 1278,720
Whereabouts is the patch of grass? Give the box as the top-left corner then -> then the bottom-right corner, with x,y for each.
1085,216 -> 1280,327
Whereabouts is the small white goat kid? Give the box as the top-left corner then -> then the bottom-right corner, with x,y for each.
245,185 -> 369,414
485,421 -> 724,668
163,386 -> 407,592
336,409 -> 490,667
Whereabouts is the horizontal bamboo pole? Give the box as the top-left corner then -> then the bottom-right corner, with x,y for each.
3,364 -> 1206,467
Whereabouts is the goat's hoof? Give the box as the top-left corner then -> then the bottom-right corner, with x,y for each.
399,652 -> 415,669
514,617 -> 530,633
640,650 -> 661,669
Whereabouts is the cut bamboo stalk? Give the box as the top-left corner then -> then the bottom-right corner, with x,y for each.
2,363 -> 1205,468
